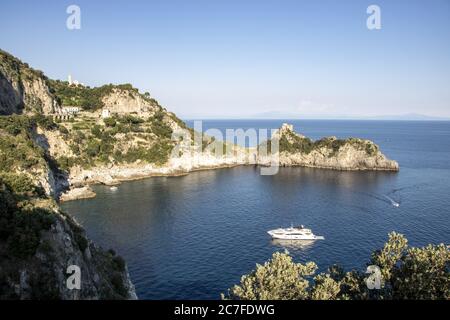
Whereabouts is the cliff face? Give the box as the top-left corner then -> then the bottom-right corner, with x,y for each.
0,181 -> 136,299
257,123 -> 399,171
0,50 -> 59,115
275,145 -> 399,171
0,116 -> 136,299
101,88 -> 159,115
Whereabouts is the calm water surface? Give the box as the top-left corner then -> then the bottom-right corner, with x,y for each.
62,120 -> 450,299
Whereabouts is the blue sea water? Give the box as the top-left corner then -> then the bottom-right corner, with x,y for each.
61,120 -> 450,299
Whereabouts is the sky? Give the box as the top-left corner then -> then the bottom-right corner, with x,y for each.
1,0 -> 449,119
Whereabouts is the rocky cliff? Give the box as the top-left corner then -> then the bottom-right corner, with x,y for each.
0,50 -> 59,115
0,181 -> 136,299
0,115 -> 136,299
100,88 -> 159,115
257,123 -> 399,171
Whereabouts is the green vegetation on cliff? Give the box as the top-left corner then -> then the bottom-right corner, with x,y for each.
0,179 -> 56,259
260,127 -> 379,157
0,106 -> 180,174
223,232 -> 449,300
0,115 -> 54,193
279,131 -> 314,154
0,176 -> 134,299
54,111 -> 175,170
0,49 -> 47,86
47,79 -> 159,111
0,116 -> 135,298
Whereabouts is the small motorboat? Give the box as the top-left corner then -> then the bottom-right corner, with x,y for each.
110,186 -> 118,191
267,225 -> 324,240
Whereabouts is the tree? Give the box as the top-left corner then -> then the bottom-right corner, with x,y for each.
91,125 -> 102,138
103,117 -> 116,127
222,251 -> 317,300
389,243 -> 449,299
223,233 -> 449,300
85,139 -> 101,157
310,274 -> 340,300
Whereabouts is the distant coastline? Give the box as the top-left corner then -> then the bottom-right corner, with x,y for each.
182,116 -> 450,121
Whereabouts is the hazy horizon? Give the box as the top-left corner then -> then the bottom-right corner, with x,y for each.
1,0 -> 449,118
180,112 -> 450,121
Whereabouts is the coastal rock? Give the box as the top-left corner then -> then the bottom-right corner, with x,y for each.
277,146 -> 398,171
257,123 -> 399,171
60,186 -> 96,202
64,149 -> 250,191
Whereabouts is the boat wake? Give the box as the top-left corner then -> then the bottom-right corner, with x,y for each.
383,182 -> 429,207
354,182 -> 430,209
389,182 -> 429,195
357,190 -> 400,208
355,182 -> 429,208
383,195 -> 400,207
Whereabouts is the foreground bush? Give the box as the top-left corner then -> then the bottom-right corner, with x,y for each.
223,233 -> 449,300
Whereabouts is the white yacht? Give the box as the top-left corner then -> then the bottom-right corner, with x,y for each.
267,225 -> 324,240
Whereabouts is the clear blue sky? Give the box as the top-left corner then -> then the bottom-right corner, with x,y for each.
1,0 -> 449,118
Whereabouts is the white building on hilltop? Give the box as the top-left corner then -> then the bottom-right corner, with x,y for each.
68,74 -> 84,86
61,106 -> 80,115
101,108 -> 111,119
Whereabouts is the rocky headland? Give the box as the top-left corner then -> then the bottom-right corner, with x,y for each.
257,123 -> 398,171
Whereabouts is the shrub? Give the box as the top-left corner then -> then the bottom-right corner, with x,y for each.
0,115 -> 32,135
223,252 -> 317,300
58,125 -> 69,135
104,117 -> 116,127
57,156 -> 78,171
223,232 -> 450,300
72,131 -> 86,144
112,256 -> 126,272
0,173 -> 44,196
149,111 -> 173,139
279,134 -> 314,154
365,143 -> 378,156
91,125 -> 102,138
74,233 -> 88,252
121,141 -> 173,165
32,115 -> 57,131
110,273 -> 128,298
85,139 -> 101,157
0,182 -> 56,258
122,114 -> 144,125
